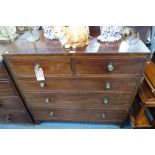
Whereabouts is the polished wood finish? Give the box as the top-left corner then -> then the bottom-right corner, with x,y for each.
7,57 -> 144,76
130,95 -> 152,128
8,58 -> 73,76
0,65 -> 7,80
130,60 -> 155,128
0,110 -> 30,124
0,97 -> 22,110
23,92 -> 132,109
15,76 -> 139,93
0,81 -> 15,97
75,58 -> 144,75
1,30 -> 150,125
145,60 -> 155,94
29,107 -> 128,123
139,79 -> 155,106
0,31 -> 150,55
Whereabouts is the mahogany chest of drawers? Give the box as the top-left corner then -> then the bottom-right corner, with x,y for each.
0,32 -> 151,126
0,61 -> 32,124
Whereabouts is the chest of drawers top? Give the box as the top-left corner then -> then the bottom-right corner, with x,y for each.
0,31 -> 151,56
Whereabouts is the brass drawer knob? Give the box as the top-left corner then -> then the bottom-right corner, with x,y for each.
103,97 -> 109,104
49,111 -> 54,117
101,113 -> 106,119
45,98 -> 51,103
6,115 -> 11,123
105,82 -> 112,89
107,63 -> 114,72
40,82 -> 45,88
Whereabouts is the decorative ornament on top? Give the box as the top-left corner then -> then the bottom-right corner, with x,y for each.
42,26 -> 89,49
0,26 -> 18,43
59,26 -> 89,49
97,26 -> 122,43
42,26 -> 63,40
26,26 -> 40,42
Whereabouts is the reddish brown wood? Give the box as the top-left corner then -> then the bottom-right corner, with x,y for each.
0,109 -> 31,124
139,79 -> 155,106
29,107 -> 128,123
23,92 -> 132,109
75,58 -> 144,75
0,97 -> 22,110
0,81 -> 16,97
8,58 -> 73,76
0,62 -> 33,124
0,31 -> 150,55
131,78 -> 155,128
0,65 -> 7,80
145,61 -> 155,94
15,76 -> 139,93
1,30 -> 151,125
6,57 -> 144,76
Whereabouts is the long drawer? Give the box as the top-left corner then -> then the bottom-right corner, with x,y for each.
7,58 -> 72,76
6,57 -> 143,77
16,76 -> 139,93
23,92 -> 132,109
75,58 -> 143,75
0,110 -> 31,124
0,97 -> 22,110
0,81 -> 15,97
29,107 -> 128,123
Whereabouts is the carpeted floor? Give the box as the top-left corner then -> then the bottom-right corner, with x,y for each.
0,122 -> 120,129
0,116 -> 132,129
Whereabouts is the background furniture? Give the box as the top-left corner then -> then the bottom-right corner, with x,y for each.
0,60 -> 32,124
130,60 -> 155,128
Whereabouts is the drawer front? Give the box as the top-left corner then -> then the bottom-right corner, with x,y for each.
24,92 -> 132,109
30,108 -> 128,123
8,58 -> 72,76
0,65 -> 7,80
75,58 -> 143,74
0,110 -> 31,124
16,76 -> 139,93
0,81 -> 15,97
0,97 -> 22,110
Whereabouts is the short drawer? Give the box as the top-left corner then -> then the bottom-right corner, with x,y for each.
7,58 -> 72,76
0,81 -> 15,97
0,65 -> 7,80
0,97 -> 22,110
16,76 -> 139,93
24,92 -> 132,109
0,110 -> 31,124
30,107 -> 128,123
75,58 -> 143,75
